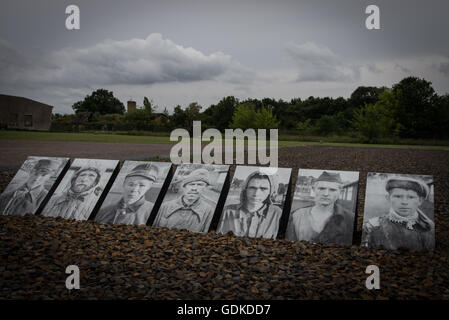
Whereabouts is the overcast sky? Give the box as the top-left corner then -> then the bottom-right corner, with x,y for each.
1,0 -> 448,114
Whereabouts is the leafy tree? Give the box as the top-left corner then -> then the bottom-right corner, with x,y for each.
315,114 -> 344,136
143,97 -> 154,115
185,102 -> 202,124
350,86 -> 387,108
202,96 -> 239,131
121,109 -> 152,131
72,89 -> 125,115
230,102 -> 258,130
171,105 -> 187,127
230,102 -> 279,130
391,77 -> 438,138
351,90 -> 398,142
254,105 -> 280,129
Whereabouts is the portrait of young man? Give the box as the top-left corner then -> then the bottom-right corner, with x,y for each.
153,164 -> 229,233
0,156 -> 68,216
361,173 -> 435,251
95,161 -> 171,225
218,166 -> 291,239
286,169 -> 359,245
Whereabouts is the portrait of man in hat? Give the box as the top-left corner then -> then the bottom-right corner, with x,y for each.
153,167 -> 215,233
217,168 -> 285,239
0,157 -> 65,216
286,170 -> 357,245
361,174 -> 434,251
95,163 -> 159,225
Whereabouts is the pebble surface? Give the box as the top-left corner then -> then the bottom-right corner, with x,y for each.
0,145 -> 448,299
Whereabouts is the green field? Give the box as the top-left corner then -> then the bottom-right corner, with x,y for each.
1,130 -> 449,150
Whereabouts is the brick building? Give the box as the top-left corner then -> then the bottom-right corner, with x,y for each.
0,94 -> 53,131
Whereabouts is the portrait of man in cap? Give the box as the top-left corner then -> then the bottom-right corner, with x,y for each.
0,157 -> 67,216
95,162 -> 160,225
217,166 -> 291,239
42,158 -> 118,221
153,166 -> 217,233
286,170 -> 358,245
361,173 -> 434,251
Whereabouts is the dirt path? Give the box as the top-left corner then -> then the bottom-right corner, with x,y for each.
0,140 -> 173,168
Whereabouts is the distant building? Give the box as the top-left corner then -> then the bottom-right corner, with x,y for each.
127,100 -> 137,113
0,94 -> 53,131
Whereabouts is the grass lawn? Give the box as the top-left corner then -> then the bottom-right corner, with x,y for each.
1,130 -> 448,150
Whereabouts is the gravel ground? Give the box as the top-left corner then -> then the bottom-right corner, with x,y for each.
0,145 -> 448,299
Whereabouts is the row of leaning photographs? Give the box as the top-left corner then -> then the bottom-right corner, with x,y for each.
0,156 -> 435,251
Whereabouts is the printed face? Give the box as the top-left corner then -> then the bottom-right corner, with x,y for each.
246,177 -> 271,207
183,181 -> 207,202
72,170 -> 98,193
123,176 -> 153,204
27,166 -> 53,188
388,188 -> 423,217
313,181 -> 341,207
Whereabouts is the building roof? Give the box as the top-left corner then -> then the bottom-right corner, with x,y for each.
0,94 -> 53,111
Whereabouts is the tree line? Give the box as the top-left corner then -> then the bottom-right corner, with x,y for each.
51,77 -> 449,142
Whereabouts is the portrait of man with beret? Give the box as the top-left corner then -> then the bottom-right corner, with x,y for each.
0,157 -> 68,216
95,162 -> 163,225
361,173 -> 435,251
286,169 -> 359,245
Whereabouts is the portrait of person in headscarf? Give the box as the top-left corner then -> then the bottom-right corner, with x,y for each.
218,170 -> 282,239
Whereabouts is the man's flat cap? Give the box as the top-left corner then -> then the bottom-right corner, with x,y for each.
315,171 -> 343,184
386,177 -> 429,198
181,168 -> 210,186
126,163 -> 159,182
34,159 -> 60,172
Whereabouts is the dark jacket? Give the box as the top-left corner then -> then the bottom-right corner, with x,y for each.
361,210 -> 435,251
95,197 -> 154,225
286,202 -> 354,245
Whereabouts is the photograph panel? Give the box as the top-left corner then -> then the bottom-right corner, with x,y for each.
217,166 -> 292,239
41,158 -> 119,221
361,172 -> 435,251
153,163 -> 230,233
0,156 -> 69,216
95,161 -> 172,225
286,169 -> 359,245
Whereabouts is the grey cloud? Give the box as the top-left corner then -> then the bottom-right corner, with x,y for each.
0,33 -> 250,89
285,41 -> 360,82
394,63 -> 411,74
439,63 -> 449,77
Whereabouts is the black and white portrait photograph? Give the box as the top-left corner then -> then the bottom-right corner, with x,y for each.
0,156 -> 69,216
95,161 -> 171,225
361,173 -> 435,251
217,166 -> 292,239
153,163 -> 229,233
286,169 -> 359,245
41,158 -> 119,221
